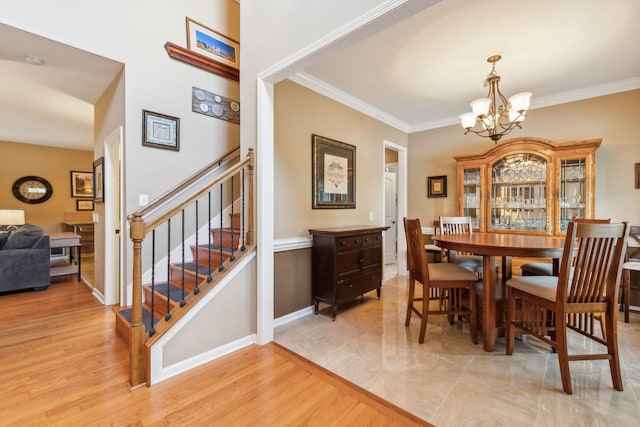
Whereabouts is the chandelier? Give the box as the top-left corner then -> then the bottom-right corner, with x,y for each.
459,55 -> 532,143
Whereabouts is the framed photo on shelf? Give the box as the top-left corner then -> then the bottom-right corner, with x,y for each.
93,157 -> 104,203
70,170 -> 93,198
312,134 -> 356,209
428,175 -> 447,198
142,110 -> 180,151
186,17 -> 240,70
76,199 -> 94,211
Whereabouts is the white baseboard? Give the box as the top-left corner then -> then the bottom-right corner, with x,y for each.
274,306 -> 314,329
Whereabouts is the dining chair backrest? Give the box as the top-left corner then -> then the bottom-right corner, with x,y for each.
439,216 -> 474,235
521,218 -> 611,277
404,217 -> 430,283
557,221 -> 629,306
439,216 -> 476,258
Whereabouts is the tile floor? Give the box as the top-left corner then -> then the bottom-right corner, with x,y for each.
275,266 -> 640,426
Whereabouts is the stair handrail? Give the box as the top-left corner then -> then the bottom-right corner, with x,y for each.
130,147 -> 240,224
127,148 -> 254,388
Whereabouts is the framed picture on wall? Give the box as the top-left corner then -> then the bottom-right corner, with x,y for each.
142,110 -> 180,151
93,157 -> 104,203
76,199 -> 94,211
186,17 -> 240,70
635,162 -> 640,189
312,134 -> 356,209
70,171 -> 93,198
428,175 -> 447,198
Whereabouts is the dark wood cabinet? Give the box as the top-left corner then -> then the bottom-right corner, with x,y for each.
309,226 -> 388,320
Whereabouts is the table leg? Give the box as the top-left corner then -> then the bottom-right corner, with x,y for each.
482,255 -> 497,352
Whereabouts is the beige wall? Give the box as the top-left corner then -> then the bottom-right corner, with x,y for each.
274,79 -> 408,239
408,90 -> 640,227
0,140 -> 93,233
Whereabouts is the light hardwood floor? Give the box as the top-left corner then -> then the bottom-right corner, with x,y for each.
0,277 -> 429,426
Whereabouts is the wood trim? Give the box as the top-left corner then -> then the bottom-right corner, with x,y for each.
164,42 -> 239,82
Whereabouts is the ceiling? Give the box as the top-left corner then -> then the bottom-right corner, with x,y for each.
0,23 -> 122,151
1,0 -> 639,151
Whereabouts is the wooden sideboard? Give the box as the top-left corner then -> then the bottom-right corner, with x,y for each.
309,226 -> 388,320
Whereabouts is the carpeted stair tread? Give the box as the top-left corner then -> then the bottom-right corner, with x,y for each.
197,243 -> 235,252
118,307 -> 158,332
145,282 -> 186,301
174,262 -> 217,276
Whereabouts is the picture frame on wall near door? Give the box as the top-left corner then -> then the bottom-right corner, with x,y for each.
93,157 -> 104,203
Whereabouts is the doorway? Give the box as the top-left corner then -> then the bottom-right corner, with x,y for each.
383,141 -> 408,276
103,127 -> 123,305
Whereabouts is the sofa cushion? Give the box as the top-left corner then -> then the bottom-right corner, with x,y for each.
3,225 -> 44,250
0,232 -> 9,249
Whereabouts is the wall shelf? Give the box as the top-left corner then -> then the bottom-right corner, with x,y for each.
164,42 -> 239,82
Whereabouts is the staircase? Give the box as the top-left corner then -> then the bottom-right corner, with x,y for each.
114,212 -> 242,342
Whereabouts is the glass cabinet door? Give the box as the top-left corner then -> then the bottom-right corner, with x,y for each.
559,158 -> 586,232
462,167 -> 481,229
490,154 -> 547,232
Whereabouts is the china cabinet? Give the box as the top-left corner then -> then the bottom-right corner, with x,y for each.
455,137 -> 601,236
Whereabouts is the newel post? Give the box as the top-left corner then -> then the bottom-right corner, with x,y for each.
129,213 -> 147,388
246,148 -> 255,246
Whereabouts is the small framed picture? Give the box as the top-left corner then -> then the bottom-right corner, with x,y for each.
93,157 -> 104,204
186,17 -> 239,70
70,170 -> 93,198
143,110 -> 180,151
428,175 -> 447,198
76,199 -> 94,211
635,163 -> 640,189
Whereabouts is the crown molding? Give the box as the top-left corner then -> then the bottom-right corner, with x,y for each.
289,72 -> 410,132
409,77 -> 640,133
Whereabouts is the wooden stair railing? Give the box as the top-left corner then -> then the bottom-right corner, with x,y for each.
125,148 -> 254,388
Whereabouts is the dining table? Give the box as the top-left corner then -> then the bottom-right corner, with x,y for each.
432,232 -> 566,352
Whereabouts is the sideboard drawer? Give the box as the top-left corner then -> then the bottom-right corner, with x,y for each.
361,233 -> 382,248
336,271 -> 382,302
337,236 -> 362,252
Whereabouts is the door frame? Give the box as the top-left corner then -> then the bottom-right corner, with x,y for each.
103,126 -> 124,305
382,140 -> 407,274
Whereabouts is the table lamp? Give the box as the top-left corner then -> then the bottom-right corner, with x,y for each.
0,210 -> 26,231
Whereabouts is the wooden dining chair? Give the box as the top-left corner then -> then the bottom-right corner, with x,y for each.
505,221 -> 629,394
520,218 -> 611,276
438,216 -> 483,275
403,218 -> 479,344
620,225 -> 640,323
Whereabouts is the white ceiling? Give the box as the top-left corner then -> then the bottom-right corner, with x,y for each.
0,23 -> 122,151
297,0 -> 640,132
1,0 -> 639,151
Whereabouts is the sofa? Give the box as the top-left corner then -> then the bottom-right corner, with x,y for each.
0,225 -> 50,293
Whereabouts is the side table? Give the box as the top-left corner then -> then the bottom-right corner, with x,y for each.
49,232 -> 81,282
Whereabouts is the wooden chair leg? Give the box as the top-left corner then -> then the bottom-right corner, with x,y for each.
419,292 -> 429,343
505,291 -> 516,355
405,276 -> 416,327
469,286 -> 478,344
623,269 -> 631,324
606,308 -> 624,391
555,316 -> 572,395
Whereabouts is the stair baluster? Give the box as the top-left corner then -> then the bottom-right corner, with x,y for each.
179,210 -> 186,307
165,219 -> 172,321
149,230 -> 157,336
194,200 -> 200,294
218,183 -> 225,272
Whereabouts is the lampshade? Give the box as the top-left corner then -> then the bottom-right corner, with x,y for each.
0,210 -> 25,226
508,92 -> 532,112
470,97 -> 491,116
